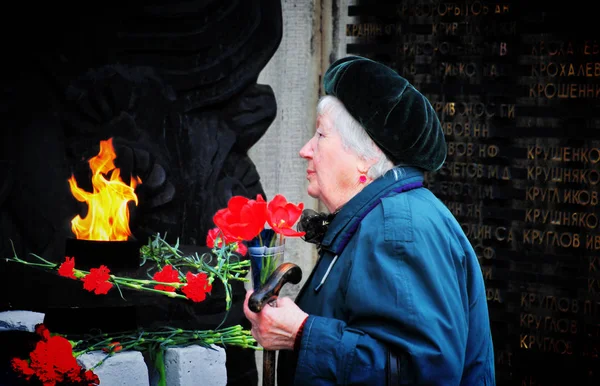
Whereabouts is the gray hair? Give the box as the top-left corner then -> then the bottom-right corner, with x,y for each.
317,95 -> 402,180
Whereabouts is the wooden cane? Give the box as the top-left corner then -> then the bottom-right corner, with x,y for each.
249,263 -> 302,386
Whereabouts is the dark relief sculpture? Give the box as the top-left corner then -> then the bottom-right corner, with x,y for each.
0,1 -> 283,384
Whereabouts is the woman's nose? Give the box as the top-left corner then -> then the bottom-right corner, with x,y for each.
299,139 -> 313,159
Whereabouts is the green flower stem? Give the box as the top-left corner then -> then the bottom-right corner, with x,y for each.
260,256 -> 268,285
112,280 -> 188,300
5,259 -> 55,269
6,234 -> 250,303
5,243 -> 57,269
107,276 -> 184,288
218,267 -> 232,310
256,232 -> 286,286
171,260 -> 249,272
202,251 -> 233,312
260,254 -> 281,286
72,325 -> 259,356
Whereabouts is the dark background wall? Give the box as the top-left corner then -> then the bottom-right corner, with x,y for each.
346,1 -> 599,385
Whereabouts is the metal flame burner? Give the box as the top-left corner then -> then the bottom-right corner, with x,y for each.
64,237 -> 142,271
43,238 -> 144,335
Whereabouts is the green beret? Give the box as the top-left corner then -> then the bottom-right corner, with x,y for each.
323,56 -> 447,171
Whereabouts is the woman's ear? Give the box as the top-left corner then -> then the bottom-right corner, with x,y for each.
357,156 -> 378,176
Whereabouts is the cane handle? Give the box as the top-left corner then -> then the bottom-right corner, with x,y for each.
248,262 -> 302,312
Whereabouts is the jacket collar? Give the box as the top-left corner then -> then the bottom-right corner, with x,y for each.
320,167 -> 424,255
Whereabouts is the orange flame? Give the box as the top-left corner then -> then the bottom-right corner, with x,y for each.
68,138 -> 142,241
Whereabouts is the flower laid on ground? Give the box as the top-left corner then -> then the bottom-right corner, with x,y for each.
102,342 -> 123,354
57,256 -> 76,279
5,232 -> 250,309
11,322 -> 257,386
211,194 -> 305,289
151,264 -> 180,292
181,271 -> 213,302
82,265 -> 113,295
11,324 -> 100,386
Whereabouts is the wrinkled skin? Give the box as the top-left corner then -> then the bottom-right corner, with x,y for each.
243,290 -> 308,351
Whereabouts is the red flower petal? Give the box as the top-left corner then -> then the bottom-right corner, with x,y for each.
235,242 -> 247,256
266,194 -> 305,237
82,265 -> 113,295
206,228 -> 221,248
29,334 -> 81,385
213,195 -> 267,241
93,281 -> 113,295
84,370 -> 100,384
227,195 -> 251,212
152,265 -> 180,292
276,227 -> 306,237
102,341 -> 123,353
58,257 -> 76,279
182,272 -> 213,302
35,324 -> 50,341
10,358 -> 35,380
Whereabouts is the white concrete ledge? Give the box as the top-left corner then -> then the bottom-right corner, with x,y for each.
78,351 -> 150,386
162,345 -> 226,386
0,310 -> 45,332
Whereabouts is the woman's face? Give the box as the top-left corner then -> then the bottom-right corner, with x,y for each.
299,112 -> 367,212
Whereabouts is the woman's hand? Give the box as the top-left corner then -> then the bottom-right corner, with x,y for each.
243,290 -> 309,351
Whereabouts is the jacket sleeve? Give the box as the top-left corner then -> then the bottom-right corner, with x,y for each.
294,315 -> 388,385
293,194 -> 470,385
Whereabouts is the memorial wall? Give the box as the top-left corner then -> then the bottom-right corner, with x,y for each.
345,1 -> 599,384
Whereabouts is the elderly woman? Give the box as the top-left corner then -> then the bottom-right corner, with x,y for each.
244,56 -> 495,385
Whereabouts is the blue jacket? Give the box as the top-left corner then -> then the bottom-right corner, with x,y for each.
278,167 -> 495,385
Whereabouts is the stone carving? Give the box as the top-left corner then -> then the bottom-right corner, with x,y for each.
0,1 -> 282,384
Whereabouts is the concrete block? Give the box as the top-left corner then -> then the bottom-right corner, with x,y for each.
163,345 -> 226,386
77,351 -> 149,386
0,310 -> 45,332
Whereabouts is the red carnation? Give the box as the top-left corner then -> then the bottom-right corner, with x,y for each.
235,242 -> 247,256
58,256 -> 76,279
206,227 -> 247,256
82,265 -> 113,295
17,335 -> 81,386
31,335 -> 80,379
182,272 -> 212,302
206,227 -> 227,248
11,325 -> 100,386
102,341 -> 123,353
152,265 -> 180,292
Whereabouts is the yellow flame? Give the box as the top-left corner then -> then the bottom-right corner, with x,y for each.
68,138 -> 141,241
